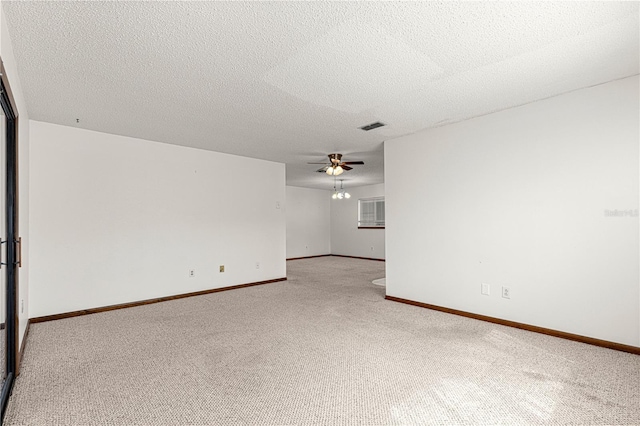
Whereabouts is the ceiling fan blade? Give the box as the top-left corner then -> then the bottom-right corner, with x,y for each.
316,166 -> 329,172
342,161 -> 364,165
308,162 -> 330,165
341,165 -> 353,171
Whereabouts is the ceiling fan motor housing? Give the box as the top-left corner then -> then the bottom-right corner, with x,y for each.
329,153 -> 342,164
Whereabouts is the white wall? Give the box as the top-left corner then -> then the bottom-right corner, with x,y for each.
385,76 -> 639,347
285,186 -> 331,259
331,183 -> 385,260
0,7 -> 30,348
29,121 -> 285,318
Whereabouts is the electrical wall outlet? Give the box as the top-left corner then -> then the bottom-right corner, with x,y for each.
502,286 -> 511,299
256,262 -> 260,269
481,283 -> 490,296
189,269 -> 195,278
219,265 -> 225,273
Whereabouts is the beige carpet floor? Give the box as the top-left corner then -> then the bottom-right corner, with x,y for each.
4,256 -> 640,425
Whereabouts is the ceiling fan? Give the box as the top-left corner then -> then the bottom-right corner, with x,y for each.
308,153 -> 364,176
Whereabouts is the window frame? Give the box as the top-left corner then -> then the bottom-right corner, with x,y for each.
358,197 -> 385,229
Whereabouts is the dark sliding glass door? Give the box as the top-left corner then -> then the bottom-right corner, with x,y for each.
0,88 -> 6,397
0,71 -> 18,422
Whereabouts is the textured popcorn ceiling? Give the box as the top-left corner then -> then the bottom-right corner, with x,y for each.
2,1 -> 638,189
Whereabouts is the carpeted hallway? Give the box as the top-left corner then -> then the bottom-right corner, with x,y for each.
4,257 -> 640,425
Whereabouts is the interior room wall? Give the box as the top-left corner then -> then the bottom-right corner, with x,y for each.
0,8 -> 30,348
29,121 -> 286,318
285,186 -> 331,259
330,183 -> 385,260
385,76 -> 639,347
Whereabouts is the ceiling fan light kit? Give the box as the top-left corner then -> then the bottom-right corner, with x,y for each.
326,165 -> 344,176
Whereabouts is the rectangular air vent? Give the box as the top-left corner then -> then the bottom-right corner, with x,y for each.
359,121 -> 385,131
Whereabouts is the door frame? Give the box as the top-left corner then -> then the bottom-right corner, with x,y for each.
0,58 -> 19,421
